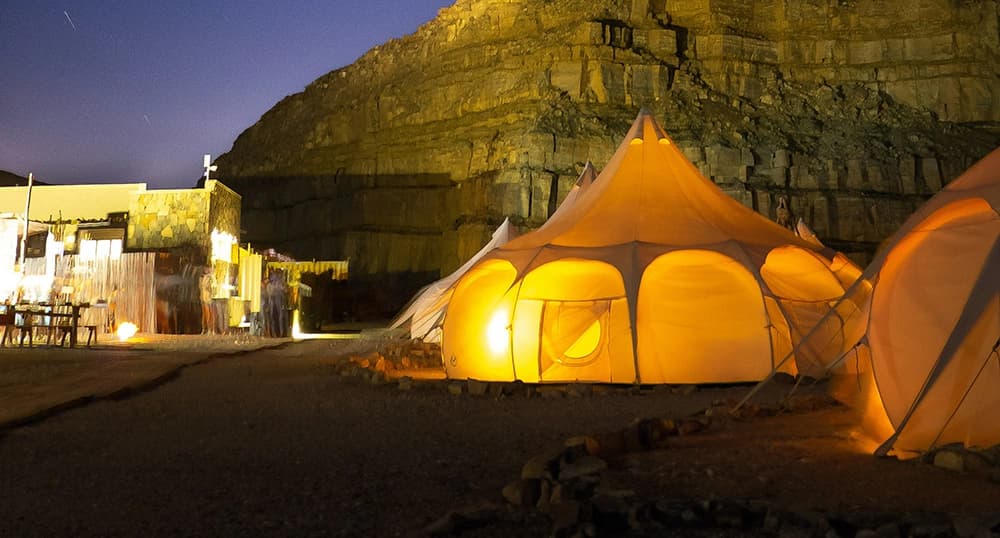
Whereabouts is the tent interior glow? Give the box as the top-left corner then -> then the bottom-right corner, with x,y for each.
565,320 -> 601,359
487,309 -> 510,354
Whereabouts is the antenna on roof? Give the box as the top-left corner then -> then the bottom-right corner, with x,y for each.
203,154 -> 218,182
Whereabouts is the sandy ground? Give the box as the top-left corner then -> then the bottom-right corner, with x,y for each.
0,337 -> 997,537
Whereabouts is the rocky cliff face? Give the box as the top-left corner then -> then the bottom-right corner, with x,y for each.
217,0 -> 999,291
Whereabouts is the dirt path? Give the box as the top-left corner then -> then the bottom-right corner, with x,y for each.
0,339 -> 996,537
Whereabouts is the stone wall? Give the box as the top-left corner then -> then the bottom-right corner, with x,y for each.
207,180 -> 242,239
127,181 -> 241,258
217,0 -> 1000,282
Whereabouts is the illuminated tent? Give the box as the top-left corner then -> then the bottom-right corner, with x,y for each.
826,147 -> 1000,457
390,218 -> 518,342
441,110 -> 862,384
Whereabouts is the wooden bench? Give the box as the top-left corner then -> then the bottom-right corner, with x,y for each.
0,304 -> 97,348
54,324 -> 98,347
47,304 -> 98,347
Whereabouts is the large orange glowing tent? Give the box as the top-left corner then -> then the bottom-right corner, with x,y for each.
441,110 -> 862,384
822,147 -> 1000,457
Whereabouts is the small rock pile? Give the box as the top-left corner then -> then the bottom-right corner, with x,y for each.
337,339 -> 445,385
928,445 -> 1000,484
422,395 -> 1000,537
371,338 -> 444,369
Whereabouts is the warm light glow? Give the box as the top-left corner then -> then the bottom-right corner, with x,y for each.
117,322 -> 138,341
832,364 -> 896,455
79,239 -> 97,261
210,229 -> 237,262
291,308 -> 303,340
78,238 -> 121,261
486,309 -> 509,354
858,376 -> 895,452
0,271 -> 21,301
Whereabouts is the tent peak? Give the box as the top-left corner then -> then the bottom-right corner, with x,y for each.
628,109 -> 670,144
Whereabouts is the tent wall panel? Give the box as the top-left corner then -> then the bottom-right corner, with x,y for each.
636,250 -> 772,384
761,246 -> 856,375
513,259 -> 630,383
511,298 -> 543,383
442,259 -> 518,381
764,297 -> 797,376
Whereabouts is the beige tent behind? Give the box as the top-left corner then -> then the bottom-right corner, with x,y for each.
391,163 -> 598,342
441,110 -> 863,384
390,218 -> 518,343
826,147 -> 1000,457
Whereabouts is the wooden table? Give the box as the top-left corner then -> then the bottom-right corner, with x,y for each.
10,303 -> 91,348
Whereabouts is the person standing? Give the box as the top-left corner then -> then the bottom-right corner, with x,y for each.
200,268 -> 214,334
107,285 -> 118,333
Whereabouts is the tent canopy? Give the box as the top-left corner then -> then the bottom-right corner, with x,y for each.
442,110 -> 863,384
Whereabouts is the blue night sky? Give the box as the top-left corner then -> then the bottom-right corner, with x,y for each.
0,1 -> 454,188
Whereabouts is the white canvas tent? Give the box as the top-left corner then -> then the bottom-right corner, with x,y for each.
390,218 -> 518,342
441,110 -> 863,384
816,147 -> 1000,457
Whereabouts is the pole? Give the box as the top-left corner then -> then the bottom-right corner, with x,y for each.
18,173 -> 34,273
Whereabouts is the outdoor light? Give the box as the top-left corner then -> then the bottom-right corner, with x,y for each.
117,322 -> 138,341
210,229 -> 237,262
486,309 -> 509,354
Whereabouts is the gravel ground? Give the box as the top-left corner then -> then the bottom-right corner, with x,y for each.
1,338 -> 996,538
0,339 -> 749,537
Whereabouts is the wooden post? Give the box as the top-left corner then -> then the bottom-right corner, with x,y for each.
18,173 -> 34,273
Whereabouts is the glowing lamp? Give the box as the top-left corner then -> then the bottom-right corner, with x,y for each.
486,309 -> 509,354
117,322 -> 138,341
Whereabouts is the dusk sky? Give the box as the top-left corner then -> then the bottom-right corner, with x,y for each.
1,1 -> 454,188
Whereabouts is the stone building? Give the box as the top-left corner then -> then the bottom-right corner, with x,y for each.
0,180 -> 247,333
0,180 -> 241,262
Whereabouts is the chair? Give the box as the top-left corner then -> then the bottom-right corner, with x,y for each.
47,304 -> 75,346
15,308 -> 36,348
0,307 -> 17,347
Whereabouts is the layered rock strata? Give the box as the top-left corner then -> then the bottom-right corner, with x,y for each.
217,0 -> 1000,293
